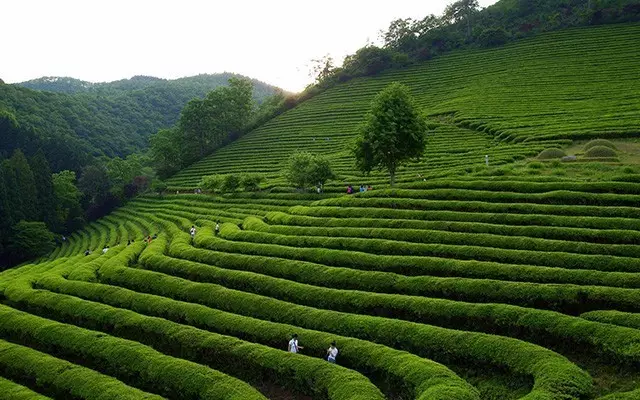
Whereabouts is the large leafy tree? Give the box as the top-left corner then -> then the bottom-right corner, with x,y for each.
7,221 -> 55,264
283,151 -> 335,189
353,82 -> 428,186
52,170 -> 84,232
444,0 -> 480,38
179,78 -> 255,164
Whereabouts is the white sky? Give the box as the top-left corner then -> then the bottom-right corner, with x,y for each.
1,0 -> 498,92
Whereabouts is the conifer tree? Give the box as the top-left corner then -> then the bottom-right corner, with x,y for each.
6,149 -> 38,221
29,149 -> 56,229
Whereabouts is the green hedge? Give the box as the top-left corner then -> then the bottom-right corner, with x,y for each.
314,196 -> 640,219
288,205 -> 640,231
4,281 -> 385,400
358,188 -> 640,207
237,217 -> 640,270
398,179 -> 640,195
0,376 -> 51,400
194,222 -> 640,292
0,339 -> 161,400
265,211 -> 640,246
580,310 -> 640,330
0,303 -> 265,400
36,274 -> 480,400
93,232 -> 595,399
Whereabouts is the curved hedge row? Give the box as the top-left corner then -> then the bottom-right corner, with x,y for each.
357,188 -> 640,207
581,310 -> 640,330
265,211 -> 640,245
36,274 -> 480,400
4,281 -> 386,400
0,376 -> 51,400
236,217 -> 640,270
0,303 -> 266,400
288,205 -> 640,231
95,227 -> 596,399
99,255 -> 593,399
0,339 -> 163,400
140,231 -> 640,366
314,197 -> 640,219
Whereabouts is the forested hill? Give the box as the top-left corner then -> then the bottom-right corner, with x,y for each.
16,73 -> 278,99
0,74 -> 280,172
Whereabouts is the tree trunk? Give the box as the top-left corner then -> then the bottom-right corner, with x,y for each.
390,170 -> 396,187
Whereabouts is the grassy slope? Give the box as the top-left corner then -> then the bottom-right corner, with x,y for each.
167,22 -> 640,189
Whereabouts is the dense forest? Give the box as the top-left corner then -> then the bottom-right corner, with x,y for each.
304,0 -> 640,95
0,73 -> 280,170
0,74 -> 281,268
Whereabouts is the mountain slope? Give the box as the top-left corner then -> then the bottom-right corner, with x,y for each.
0,74 -> 281,169
166,22 -> 640,189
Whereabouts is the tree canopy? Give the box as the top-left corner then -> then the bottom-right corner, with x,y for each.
353,82 -> 428,186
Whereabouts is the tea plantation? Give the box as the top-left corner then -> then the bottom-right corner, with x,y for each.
1,22 -> 640,400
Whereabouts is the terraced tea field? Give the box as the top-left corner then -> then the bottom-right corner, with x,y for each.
2,174 -> 640,399
167,23 -> 640,190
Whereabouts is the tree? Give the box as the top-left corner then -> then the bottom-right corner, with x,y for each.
309,54 -> 335,84
52,170 -> 83,231
241,173 -> 264,192
443,0 -> 480,38
8,220 -> 55,263
283,151 -> 335,189
151,180 -> 168,197
78,164 -> 111,206
199,174 -> 224,193
353,82 -> 428,186
222,174 -> 241,192
5,149 -> 38,222
150,128 -> 185,179
29,149 -> 56,228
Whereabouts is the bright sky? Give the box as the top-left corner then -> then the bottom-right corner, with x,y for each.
2,0 -> 498,92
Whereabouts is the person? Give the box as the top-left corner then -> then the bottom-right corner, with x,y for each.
326,341 -> 338,363
347,185 -> 353,194
367,185 -> 372,191
485,154 -> 489,166
190,225 -> 196,239
359,185 -> 365,193
127,240 -> 131,246
147,235 -> 152,244
152,233 -> 158,240
84,249 -> 90,256
102,245 -> 109,254
288,334 -> 303,353
215,221 -> 220,236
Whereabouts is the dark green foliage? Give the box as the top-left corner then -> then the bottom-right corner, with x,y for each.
241,174 -> 264,192
151,180 -> 168,196
28,150 -> 56,228
283,152 -> 335,189
51,170 -> 84,233
478,27 -> 511,47
199,174 -> 224,193
151,79 -> 257,178
0,303 -> 265,400
8,221 -> 55,263
222,174 -> 241,193
0,339 -> 161,400
4,150 -> 38,223
354,83 -> 428,186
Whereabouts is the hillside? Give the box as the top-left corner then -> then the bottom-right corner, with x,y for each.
2,20 -> 640,400
0,74 -> 280,170
167,22 -> 640,189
